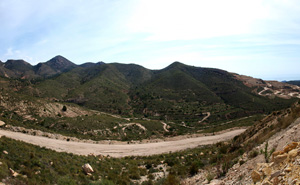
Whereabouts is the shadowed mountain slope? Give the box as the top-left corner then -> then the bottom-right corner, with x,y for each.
0,56 -> 76,79
0,56 -> 297,124
34,55 -> 77,77
17,60 -> 295,124
285,80 -> 300,86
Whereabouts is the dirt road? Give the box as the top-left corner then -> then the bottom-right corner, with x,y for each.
0,129 -> 245,157
198,112 -> 211,123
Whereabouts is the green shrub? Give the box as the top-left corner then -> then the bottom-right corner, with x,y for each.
206,173 -> 215,183
90,179 -> 115,185
148,173 -> 155,180
128,167 -> 140,180
189,163 -> 198,176
57,176 -> 77,185
249,150 -> 258,158
62,105 -> 67,112
142,180 -> 154,185
163,174 -> 180,185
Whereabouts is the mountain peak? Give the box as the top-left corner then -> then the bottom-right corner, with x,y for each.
45,55 -> 76,72
5,59 -> 31,65
1,59 -> 34,78
170,61 -> 184,66
169,61 -> 187,68
162,61 -> 187,71
4,59 -> 32,70
48,55 -> 72,64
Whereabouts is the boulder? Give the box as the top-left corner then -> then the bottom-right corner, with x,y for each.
273,154 -> 287,164
9,168 -> 19,177
262,180 -> 272,185
251,170 -> 261,183
270,170 -> 281,179
0,120 -> 5,127
283,142 -> 298,153
288,149 -> 298,159
262,166 -> 272,176
272,177 -> 280,185
284,167 -> 292,173
82,163 -> 94,174
272,151 -> 284,161
209,179 -> 222,185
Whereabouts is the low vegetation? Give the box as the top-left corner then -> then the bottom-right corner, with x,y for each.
1,59 -> 300,184
0,135 -> 243,184
1,101 -> 300,184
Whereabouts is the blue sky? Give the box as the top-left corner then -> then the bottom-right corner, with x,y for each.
0,0 -> 300,80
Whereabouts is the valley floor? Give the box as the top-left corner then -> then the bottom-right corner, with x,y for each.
0,128 -> 245,157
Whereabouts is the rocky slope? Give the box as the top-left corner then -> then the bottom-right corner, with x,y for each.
234,74 -> 300,99
216,116 -> 300,185
182,101 -> 300,185
251,141 -> 300,185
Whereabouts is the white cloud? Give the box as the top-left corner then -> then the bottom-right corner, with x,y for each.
1,0 -> 300,80
127,0 -> 270,41
5,48 -> 13,56
5,48 -> 20,56
3,47 -> 33,62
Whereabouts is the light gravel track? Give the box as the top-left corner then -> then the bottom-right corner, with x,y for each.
0,129 -> 245,157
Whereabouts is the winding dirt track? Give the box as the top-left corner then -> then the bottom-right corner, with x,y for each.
0,129 -> 245,158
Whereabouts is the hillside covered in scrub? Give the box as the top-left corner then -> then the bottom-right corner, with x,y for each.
1,56 -> 299,125
1,56 -> 300,184
0,100 -> 300,184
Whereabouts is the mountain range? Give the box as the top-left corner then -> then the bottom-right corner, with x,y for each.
1,56 -> 300,184
0,55 -> 76,79
1,56 -> 299,125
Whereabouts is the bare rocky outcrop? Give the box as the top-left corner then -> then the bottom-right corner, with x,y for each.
233,74 -> 300,99
0,92 -> 91,121
182,103 -> 300,185
251,142 -> 300,184
216,117 -> 300,185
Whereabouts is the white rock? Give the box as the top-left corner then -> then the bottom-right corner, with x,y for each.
0,120 -> 5,126
82,163 -> 94,174
9,168 -> 19,177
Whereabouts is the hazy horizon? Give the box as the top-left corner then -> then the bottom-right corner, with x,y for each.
1,0 -> 300,81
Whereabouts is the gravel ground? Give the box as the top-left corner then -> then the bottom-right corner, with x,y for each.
0,128 -> 245,157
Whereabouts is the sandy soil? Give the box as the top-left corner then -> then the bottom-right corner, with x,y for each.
0,129 -> 245,158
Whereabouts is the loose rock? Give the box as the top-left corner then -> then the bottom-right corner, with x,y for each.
283,142 -> 298,153
270,170 -> 281,179
0,120 -> 5,127
9,168 -> 19,177
252,142 -> 300,185
251,170 -> 261,183
82,163 -> 94,174
273,154 -> 287,164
